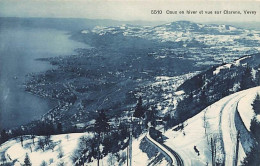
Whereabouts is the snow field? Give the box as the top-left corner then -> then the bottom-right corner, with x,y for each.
237,91 -> 259,131
1,132 -> 152,166
2,133 -> 87,166
164,86 -> 260,166
2,86 -> 260,166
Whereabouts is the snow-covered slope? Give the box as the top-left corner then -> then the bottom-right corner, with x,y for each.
164,86 -> 260,166
0,132 -> 151,166
0,133 -> 88,166
1,86 -> 259,166
86,21 -> 260,64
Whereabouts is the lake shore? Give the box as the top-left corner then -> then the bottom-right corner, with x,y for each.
0,27 -> 89,130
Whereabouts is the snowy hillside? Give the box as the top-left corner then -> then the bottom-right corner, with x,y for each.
0,133 -> 153,166
164,86 -> 260,166
2,86 -> 259,166
85,21 -> 260,64
0,133 -> 87,166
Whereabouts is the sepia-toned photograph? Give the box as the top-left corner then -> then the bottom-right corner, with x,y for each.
0,0 -> 260,165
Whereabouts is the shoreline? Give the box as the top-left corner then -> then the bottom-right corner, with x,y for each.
0,27 -> 89,130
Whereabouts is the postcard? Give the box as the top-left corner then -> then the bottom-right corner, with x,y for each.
0,0 -> 259,165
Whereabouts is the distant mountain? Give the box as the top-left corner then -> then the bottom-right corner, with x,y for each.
75,20 -> 260,67
85,21 -> 259,47
0,17 -> 164,31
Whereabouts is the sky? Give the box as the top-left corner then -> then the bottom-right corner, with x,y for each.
0,0 -> 259,22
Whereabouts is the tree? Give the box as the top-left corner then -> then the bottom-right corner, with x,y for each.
133,96 -> 145,118
241,144 -> 260,166
242,116 -> 260,165
57,145 -> 64,159
0,129 -> 9,144
94,110 -> 110,166
40,160 -> 47,166
199,88 -> 207,105
24,153 -> 32,166
94,110 -> 110,135
57,162 -> 65,166
47,122 -> 55,135
250,117 -> 260,141
197,74 -> 204,88
240,66 -> 254,90
38,138 -> 45,151
203,111 -> 210,143
31,135 -> 35,145
256,65 -> 260,86
20,136 -> 24,147
252,94 -> 260,114
107,153 -> 115,165
0,152 -> 7,165
57,122 -> 63,134
44,135 -> 51,146
242,122 -> 260,165
149,127 -> 163,143
145,107 -> 157,127
210,137 -> 216,166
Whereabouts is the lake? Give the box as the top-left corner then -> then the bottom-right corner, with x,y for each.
0,27 -> 88,129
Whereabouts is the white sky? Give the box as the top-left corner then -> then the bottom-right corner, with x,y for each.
0,0 -> 259,22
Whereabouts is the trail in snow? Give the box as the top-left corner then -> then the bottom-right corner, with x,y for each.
220,87 -> 260,166
220,94 -> 245,166
217,94 -> 239,163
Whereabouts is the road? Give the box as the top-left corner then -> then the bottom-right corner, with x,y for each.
220,87 -> 260,166
145,129 -> 184,166
162,143 -> 184,166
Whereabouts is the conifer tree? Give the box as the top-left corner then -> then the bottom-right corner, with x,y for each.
0,129 -> 9,144
94,110 -> 109,166
133,96 -> 145,118
24,153 -> 32,166
241,66 -> 254,90
57,122 -> 63,134
199,89 -> 207,105
94,110 -> 110,135
252,94 -> 260,114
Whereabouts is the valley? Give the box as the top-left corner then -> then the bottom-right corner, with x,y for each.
1,20 -> 260,166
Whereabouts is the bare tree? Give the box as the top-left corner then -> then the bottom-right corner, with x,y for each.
38,138 -> 45,151
0,153 -> 7,165
210,135 -> 224,166
40,160 -> 47,166
44,135 -> 51,146
58,145 -> 64,159
31,135 -> 35,145
20,136 -> 24,147
107,153 -> 115,166
210,137 -> 217,166
203,111 -> 210,143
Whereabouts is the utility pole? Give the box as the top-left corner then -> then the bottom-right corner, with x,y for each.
97,143 -> 100,166
97,133 -> 100,166
234,130 -> 240,166
127,145 -> 129,166
129,122 -> 133,166
211,137 -> 215,166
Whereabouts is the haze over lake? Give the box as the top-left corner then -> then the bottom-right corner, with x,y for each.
0,27 -> 88,129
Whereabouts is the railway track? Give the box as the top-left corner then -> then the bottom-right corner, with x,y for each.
145,130 -> 184,166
